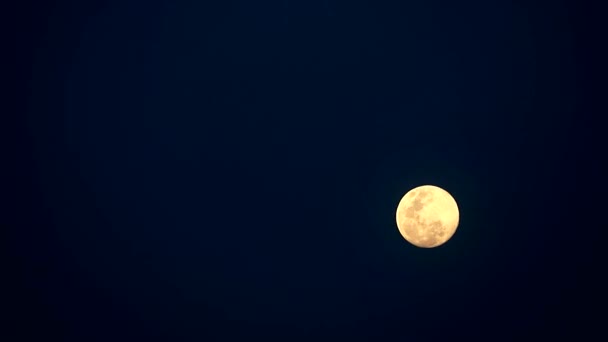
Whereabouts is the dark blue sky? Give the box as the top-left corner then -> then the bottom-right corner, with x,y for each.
5,0 -> 606,340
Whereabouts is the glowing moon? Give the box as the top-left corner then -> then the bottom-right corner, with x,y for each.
395,185 -> 459,248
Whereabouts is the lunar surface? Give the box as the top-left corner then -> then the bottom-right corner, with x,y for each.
395,185 -> 459,248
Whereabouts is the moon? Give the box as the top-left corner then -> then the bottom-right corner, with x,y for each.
395,185 -> 459,248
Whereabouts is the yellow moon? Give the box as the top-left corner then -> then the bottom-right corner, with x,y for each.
395,185 -> 459,248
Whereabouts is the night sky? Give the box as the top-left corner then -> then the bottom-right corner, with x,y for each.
5,0 -> 606,341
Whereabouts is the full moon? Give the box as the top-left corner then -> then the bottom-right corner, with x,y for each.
395,185 -> 459,248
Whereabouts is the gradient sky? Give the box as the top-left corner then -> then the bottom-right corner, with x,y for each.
5,0 -> 606,341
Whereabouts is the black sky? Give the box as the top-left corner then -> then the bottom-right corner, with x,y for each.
4,0 -> 607,341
